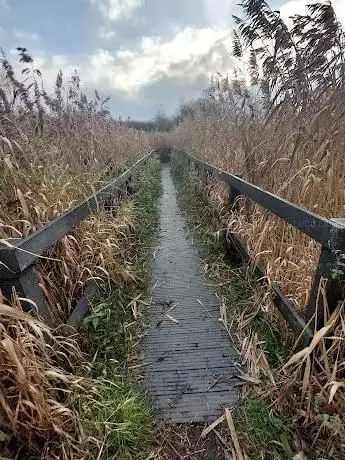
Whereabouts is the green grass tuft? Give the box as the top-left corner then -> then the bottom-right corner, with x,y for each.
233,400 -> 293,459
73,380 -> 155,459
251,312 -> 288,368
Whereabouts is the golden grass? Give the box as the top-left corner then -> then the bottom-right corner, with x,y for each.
0,51 -> 154,240
0,50 -> 156,319
1,51 -> 158,458
265,302 -> 345,458
168,88 -> 345,314
0,119 -> 152,239
37,202 -> 137,322
0,294 -> 87,459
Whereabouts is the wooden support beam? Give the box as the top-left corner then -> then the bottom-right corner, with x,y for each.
184,152 -> 342,250
1,265 -> 55,326
306,218 -> 345,329
66,280 -> 99,331
228,174 -> 242,211
228,232 -> 312,348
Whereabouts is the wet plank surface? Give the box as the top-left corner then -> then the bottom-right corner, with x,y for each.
142,165 -> 239,423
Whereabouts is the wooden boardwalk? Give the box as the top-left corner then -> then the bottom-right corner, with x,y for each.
142,165 -> 239,423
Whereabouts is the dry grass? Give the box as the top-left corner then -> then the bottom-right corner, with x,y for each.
0,49 -> 156,323
168,91 -> 345,313
0,120 -> 151,239
0,157 -> 161,459
37,202 -> 137,322
0,294 -> 87,459
0,50 -> 153,240
274,302 -> 345,457
172,151 -> 345,458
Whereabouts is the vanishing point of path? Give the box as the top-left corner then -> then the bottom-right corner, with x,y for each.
142,165 -> 239,423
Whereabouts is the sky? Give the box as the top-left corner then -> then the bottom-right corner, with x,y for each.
0,0 -> 344,120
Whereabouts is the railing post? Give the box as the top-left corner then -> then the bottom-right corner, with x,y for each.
199,169 -> 210,201
228,174 -> 242,211
306,218 -> 345,330
0,240 -> 54,325
1,264 -> 55,326
125,175 -> 133,195
226,175 -> 243,263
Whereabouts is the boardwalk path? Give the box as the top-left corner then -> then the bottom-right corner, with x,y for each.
142,165 -> 238,423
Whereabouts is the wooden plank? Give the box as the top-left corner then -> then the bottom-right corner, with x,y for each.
0,150 -> 155,279
184,152 -> 343,249
143,166 -> 239,424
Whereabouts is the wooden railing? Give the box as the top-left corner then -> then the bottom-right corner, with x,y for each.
3,149 -> 343,345
183,151 -> 345,346
0,150 -> 155,329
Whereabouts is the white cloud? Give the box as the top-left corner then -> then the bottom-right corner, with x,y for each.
203,0 -> 234,28
84,27 -> 232,95
0,0 -> 8,9
279,0 -> 345,28
13,29 -> 41,42
90,0 -> 144,22
99,27 -> 116,39
14,26 -> 233,118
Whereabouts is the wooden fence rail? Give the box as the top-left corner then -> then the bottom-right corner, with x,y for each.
182,151 -> 345,346
3,149 -> 343,347
0,150 -> 155,329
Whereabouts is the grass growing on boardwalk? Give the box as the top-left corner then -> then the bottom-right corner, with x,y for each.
171,153 -> 293,459
71,158 -> 162,460
234,400 -> 293,459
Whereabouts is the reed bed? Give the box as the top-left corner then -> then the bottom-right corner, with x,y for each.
172,155 -> 345,458
168,0 -> 345,315
0,294 -> 87,459
169,91 -> 345,313
0,49 -> 153,240
0,49 -> 157,458
0,47 -> 155,324
169,82 -> 345,459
